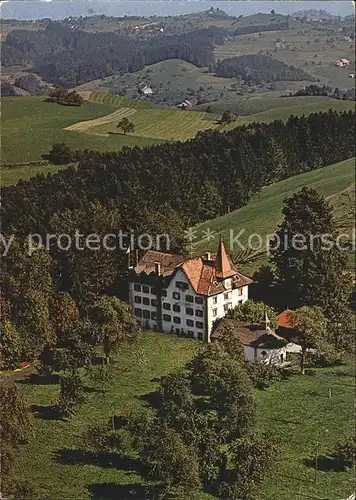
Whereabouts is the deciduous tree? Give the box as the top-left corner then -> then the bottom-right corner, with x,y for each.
290,306 -> 326,374
117,117 -> 135,134
89,296 -> 140,363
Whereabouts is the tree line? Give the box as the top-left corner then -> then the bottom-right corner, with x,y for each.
233,19 -> 289,36
2,22 -> 225,87
288,84 -> 356,101
215,53 -> 314,85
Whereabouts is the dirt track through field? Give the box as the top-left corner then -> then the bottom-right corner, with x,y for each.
64,107 -> 137,133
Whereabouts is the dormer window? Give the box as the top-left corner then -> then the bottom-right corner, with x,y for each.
224,279 -> 232,290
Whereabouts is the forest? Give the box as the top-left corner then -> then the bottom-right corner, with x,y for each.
1,22 -> 225,86
215,54 -> 314,84
3,110 -> 354,237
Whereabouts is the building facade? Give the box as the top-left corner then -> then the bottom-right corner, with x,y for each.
128,238 -> 252,342
211,318 -> 288,364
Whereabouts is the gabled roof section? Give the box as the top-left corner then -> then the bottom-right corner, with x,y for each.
133,244 -> 253,296
134,250 -> 185,277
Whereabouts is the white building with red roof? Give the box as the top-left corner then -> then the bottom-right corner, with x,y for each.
335,58 -> 351,67
128,238 -> 252,341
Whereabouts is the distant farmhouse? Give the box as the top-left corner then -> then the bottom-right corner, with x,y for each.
128,238 -> 252,342
178,98 -> 198,109
138,83 -> 153,96
127,23 -> 163,33
335,58 -> 351,67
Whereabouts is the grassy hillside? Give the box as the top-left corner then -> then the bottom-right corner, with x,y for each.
83,59 -> 233,106
194,158 -> 355,274
11,332 -> 355,500
90,107 -> 217,141
2,93 -> 354,177
195,93 -> 339,115
1,96 -> 164,165
75,92 -> 355,141
221,99 -> 354,130
89,91 -> 161,109
215,25 -> 355,89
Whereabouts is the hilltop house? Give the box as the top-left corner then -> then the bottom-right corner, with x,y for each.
128,238 -> 252,342
138,83 -> 153,96
335,58 -> 351,67
211,318 -> 288,364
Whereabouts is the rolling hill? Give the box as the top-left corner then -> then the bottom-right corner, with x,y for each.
1,95 -> 163,165
1,92 -> 354,185
194,93 -> 347,115
194,158 -> 355,274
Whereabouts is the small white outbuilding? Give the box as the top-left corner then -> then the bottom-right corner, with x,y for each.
212,318 -> 288,364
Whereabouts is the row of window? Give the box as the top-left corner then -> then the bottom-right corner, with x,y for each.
134,283 -> 243,301
135,308 -> 156,320
134,284 -> 156,295
133,284 -> 204,304
134,296 -> 157,306
162,303 -> 203,317
133,295 -> 204,316
134,308 -> 204,329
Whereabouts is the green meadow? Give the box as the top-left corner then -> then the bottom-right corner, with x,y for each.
12,332 -> 355,500
194,158 -> 355,274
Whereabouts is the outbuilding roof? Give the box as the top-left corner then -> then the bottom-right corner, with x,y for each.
211,318 -> 287,348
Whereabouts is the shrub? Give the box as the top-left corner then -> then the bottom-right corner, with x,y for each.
246,361 -> 281,389
47,143 -> 74,164
309,344 -> 343,368
334,435 -> 356,468
57,372 -> 86,418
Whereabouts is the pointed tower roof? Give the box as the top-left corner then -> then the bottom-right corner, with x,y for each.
215,236 -> 236,279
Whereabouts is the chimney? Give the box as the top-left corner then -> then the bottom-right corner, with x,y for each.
155,262 -> 161,276
205,252 -> 211,260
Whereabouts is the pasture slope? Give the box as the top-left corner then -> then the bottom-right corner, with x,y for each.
1,92 -> 354,185
0,95 -> 164,166
195,93 -> 353,116
194,158 -> 355,274
88,90 -> 218,140
87,91 -> 354,140
12,332 -> 355,500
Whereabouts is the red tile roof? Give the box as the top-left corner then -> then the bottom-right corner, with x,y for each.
134,241 -> 252,296
277,310 -> 293,328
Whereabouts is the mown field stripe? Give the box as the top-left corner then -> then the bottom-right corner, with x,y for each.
64,108 -> 137,133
